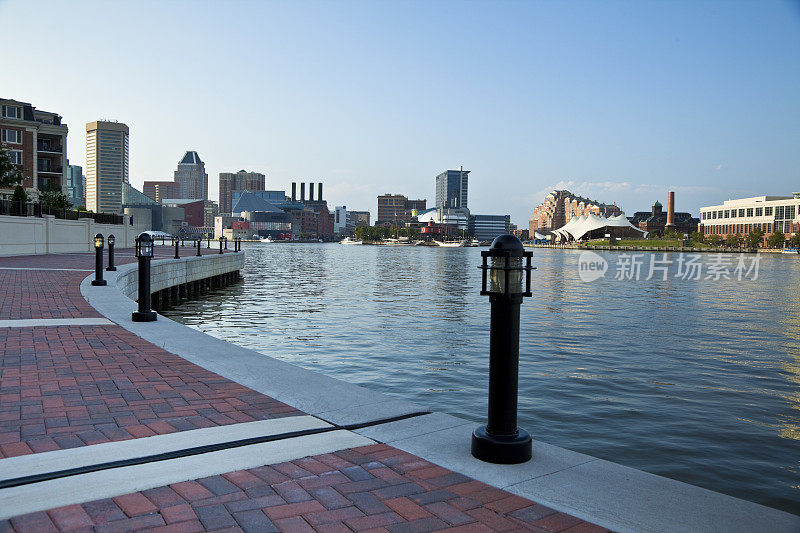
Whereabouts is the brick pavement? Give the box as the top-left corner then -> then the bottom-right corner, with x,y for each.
0,250 -> 609,531
1,444 -> 608,532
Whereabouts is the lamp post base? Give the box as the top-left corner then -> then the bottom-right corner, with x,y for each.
131,311 -> 157,322
471,425 -> 532,464
91,280 -> 107,286
106,267 -> 117,271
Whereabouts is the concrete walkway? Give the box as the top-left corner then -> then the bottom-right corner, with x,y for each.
0,249 -> 608,532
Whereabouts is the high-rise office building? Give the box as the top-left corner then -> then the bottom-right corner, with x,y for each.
435,167 -> 469,210
219,170 -> 265,214
86,120 -> 129,213
174,151 -> 208,200
1,97 -> 68,193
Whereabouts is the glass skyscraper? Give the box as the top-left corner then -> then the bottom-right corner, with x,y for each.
435,168 -> 469,210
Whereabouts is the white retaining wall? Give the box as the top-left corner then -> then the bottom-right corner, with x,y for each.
116,253 -> 244,300
0,214 -> 145,256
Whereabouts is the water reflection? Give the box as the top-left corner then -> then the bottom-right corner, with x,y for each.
163,244 -> 800,514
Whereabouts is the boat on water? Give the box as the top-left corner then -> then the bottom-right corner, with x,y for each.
340,237 -> 362,245
782,247 -> 799,254
434,240 -> 467,247
259,236 -> 274,243
464,239 -> 480,247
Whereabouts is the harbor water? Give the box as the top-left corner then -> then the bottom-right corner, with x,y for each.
162,243 -> 800,514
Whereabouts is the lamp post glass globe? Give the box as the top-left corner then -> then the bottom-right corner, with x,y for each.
94,234 -> 104,249
489,255 -> 524,294
107,234 -> 115,247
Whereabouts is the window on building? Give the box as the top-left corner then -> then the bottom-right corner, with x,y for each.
765,207 -> 773,216
739,209 -> 745,217
718,210 -> 723,218
746,208 -> 753,217
724,210 -> 730,218
730,210 -> 736,218
787,206 -> 796,219
755,207 -> 763,217
712,211 -> 717,219
1,129 -> 22,143
8,150 -> 22,165
776,206 -> 785,219
1,105 -> 21,119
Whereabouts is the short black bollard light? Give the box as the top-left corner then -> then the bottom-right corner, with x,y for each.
206,235 -> 210,248
219,236 -> 224,254
224,236 -> 228,250
472,234 -> 535,464
234,237 -> 240,252
132,233 -> 157,322
91,233 -> 107,286
174,238 -> 180,259
106,234 -> 117,271
196,238 -> 201,256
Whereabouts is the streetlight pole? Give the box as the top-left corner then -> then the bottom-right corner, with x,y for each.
106,234 -> 116,271
132,233 -> 157,322
472,234 -> 534,464
91,233 -> 106,286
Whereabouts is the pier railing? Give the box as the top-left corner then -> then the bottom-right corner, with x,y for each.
0,199 -> 126,225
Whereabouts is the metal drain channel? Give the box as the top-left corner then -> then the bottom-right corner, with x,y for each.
0,411 -> 429,490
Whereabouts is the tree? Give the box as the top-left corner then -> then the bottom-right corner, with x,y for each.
725,233 -> 742,248
706,235 -> 722,246
690,231 -> 705,243
0,145 -> 24,188
743,228 -> 764,249
790,232 -> 800,248
767,230 -> 785,249
38,181 -> 72,211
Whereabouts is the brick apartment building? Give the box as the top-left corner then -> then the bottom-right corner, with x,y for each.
529,190 -> 621,234
1,98 -> 68,193
376,194 -> 426,226
219,170 -> 266,215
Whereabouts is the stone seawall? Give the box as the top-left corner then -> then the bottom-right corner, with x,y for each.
115,252 -> 244,303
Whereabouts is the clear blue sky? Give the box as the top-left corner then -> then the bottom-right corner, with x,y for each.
1,0 -> 798,224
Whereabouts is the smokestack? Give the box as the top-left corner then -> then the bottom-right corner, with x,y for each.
666,191 -> 675,226
291,182 -> 296,202
318,183 -> 322,202
310,182 -> 315,201
300,182 -> 305,201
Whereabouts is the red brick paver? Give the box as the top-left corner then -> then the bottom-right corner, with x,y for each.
1,444 -> 610,532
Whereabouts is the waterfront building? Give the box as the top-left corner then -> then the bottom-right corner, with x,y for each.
142,180 -> 178,203
1,97 -> 68,194
174,151 -> 208,201
376,194 -> 426,226
529,190 -> 621,234
219,170 -> 266,215
552,213 -> 646,242
699,193 -> 800,245
65,163 -> 85,208
435,167 -> 469,210
347,210 -> 370,228
86,120 -> 129,214
416,207 -> 470,231
231,190 -> 285,213
334,206 -> 347,235
628,192 -> 698,236
241,209 -> 293,239
162,198 -> 209,228
469,214 -> 511,241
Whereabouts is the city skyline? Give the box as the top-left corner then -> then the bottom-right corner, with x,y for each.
1,0 -> 798,225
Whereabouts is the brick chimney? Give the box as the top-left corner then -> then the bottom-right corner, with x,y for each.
666,191 -> 675,226
291,182 -> 296,201
300,182 -> 305,201
318,183 -> 322,202
310,182 -> 315,201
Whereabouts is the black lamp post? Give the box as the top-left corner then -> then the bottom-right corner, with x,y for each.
224,236 -> 228,250
472,234 -> 534,464
207,234 -> 210,248
106,234 -> 117,271
174,238 -> 180,259
132,233 -> 157,322
91,233 -> 107,286
196,238 -> 201,256
218,236 -> 224,254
